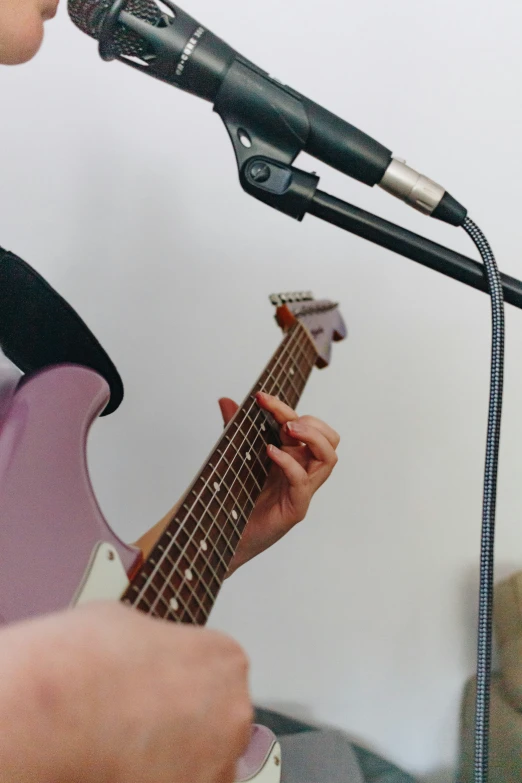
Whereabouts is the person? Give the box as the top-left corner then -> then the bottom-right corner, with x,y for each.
0,4 -> 340,781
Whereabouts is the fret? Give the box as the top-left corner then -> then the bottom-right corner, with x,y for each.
150,560 -> 210,625
159,567 -> 210,622
180,505 -> 234,567
181,506 -> 232,573
177,521 -> 232,591
266,336 -> 307,408
206,473 -> 248,538
124,321 -> 320,623
193,466 -> 250,533
266,379 -> 292,406
214,451 -> 253,524
238,405 -> 274,459
130,523 -> 224,621
152,546 -> 215,614
165,508 -> 231,588
249,437 -> 271,476
286,336 -> 310,385
221,437 -> 259,509
215,457 -> 261,536
156,558 -> 213,624
154,576 -> 209,624
197,476 -> 250,554
189,489 -> 239,553
294,337 -> 316,385
285,372 -> 301,405
294,334 -> 313,376
226,434 -> 264,492
290,359 -> 307,386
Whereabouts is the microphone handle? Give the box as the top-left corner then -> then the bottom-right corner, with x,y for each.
119,5 -> 392,185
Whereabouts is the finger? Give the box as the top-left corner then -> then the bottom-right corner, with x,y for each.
285,420 -> 338,469
297,415 -> 340,449
255,392 -> 299,425
255,392 -> 301,446
267,444 -> 308,489
219,398 -> 239,427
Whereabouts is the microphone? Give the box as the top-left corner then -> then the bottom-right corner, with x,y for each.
67,0 -> 466,226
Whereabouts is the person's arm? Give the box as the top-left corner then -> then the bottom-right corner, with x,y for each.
0,602 -> 252,783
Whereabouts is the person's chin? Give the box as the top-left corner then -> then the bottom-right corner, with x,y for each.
42,0 -> 59,21
0,17 -> 44,64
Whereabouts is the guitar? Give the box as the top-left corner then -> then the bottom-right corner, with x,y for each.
0,291 -> 346,782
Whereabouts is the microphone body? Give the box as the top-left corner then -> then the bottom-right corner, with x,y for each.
112,4 -> 392,187
69,0 -> 466,225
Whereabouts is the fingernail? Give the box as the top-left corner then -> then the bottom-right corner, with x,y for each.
268,444 -> 280,455
286,421 -> 301,435
256,391 -> 268,402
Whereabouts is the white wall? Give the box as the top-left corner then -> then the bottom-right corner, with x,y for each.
2,0 -> 522,778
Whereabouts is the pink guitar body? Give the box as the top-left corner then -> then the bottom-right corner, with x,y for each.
0,364 -> 140,625
0,364 -> 281,783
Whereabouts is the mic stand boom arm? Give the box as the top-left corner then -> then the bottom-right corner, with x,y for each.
238,156 -> 522,310
209,63 -> 522,304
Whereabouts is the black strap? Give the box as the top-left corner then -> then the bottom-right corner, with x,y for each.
0,247 -> 123,415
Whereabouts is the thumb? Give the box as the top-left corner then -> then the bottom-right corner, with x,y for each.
218,397 -> 239,426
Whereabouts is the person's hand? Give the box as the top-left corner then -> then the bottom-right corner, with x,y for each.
219,392 -> 340,575
0,602 -> 252,783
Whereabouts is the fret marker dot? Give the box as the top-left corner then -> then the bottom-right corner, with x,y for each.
169,598 -> 179,612
246,452 -> 252,461
261,423 -> 266,431
290,367 -> 295,375
185,569 -> 193,581
200,540 -> 208,552
232,510 -> 238,520
213,482 -> 221,492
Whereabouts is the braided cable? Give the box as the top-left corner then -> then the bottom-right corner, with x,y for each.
462,217 -> 505,783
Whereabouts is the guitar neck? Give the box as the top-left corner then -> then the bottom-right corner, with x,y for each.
122,320 -> 318,623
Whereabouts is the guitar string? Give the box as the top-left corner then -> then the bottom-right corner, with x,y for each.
148,329 -> 317,619
131,324 -> 317,616
155,330 -> 317,621
159,328 -> 317,616
127,323 -> 307,613
129,324 -> 312,616
140,325 -> 316,618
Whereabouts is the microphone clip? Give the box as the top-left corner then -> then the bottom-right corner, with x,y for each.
213,58 -> 320,219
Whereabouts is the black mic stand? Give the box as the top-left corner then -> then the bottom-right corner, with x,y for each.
238,155 -> 522,309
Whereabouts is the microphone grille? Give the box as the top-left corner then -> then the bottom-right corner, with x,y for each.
68,0 -> 162,57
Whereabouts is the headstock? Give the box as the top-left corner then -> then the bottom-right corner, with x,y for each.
270,291 -> 347,368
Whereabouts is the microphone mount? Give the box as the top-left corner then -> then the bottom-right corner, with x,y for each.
95,0 -> 522,309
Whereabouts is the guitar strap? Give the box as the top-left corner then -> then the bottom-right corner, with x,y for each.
0,246 -> 123,416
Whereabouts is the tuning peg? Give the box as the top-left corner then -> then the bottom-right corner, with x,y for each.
269,291 -> 315,306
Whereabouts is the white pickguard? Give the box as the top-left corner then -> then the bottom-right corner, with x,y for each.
73,542 -> 130,606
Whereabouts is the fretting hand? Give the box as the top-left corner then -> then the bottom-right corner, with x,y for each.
219,392 -> 340,576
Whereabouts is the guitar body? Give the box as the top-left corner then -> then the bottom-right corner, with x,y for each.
0,364 -> 281,783
0,364 -> 141,625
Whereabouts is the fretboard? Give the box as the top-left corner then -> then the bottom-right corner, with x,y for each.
122,320 -> 318,623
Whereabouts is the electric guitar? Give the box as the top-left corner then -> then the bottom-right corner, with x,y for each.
0,291 -> 346,782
